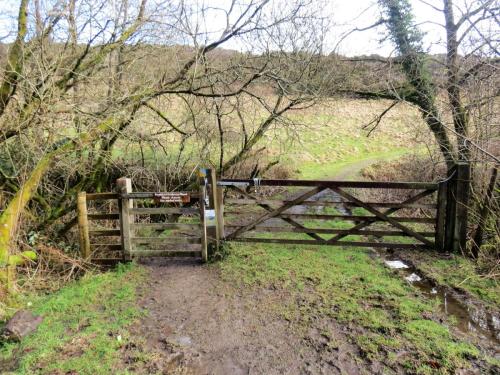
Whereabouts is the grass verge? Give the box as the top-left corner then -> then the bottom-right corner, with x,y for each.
219,242 -> 495,374
0,263 -> 144,375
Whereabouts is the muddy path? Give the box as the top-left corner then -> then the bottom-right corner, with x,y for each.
125,258 -> 375,375
122,159 -> 392,374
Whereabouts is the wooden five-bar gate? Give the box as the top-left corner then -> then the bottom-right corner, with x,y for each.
76,164 -> 470,263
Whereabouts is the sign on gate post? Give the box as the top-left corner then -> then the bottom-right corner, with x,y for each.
205,209 -> 216,227
153,192 -> 191,204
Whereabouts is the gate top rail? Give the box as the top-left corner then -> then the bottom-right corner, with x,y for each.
86,192 -> 119,200
121,191 -> 200,199
217,179 -> 438,190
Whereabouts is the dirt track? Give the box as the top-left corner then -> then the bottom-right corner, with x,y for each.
125,258 -> 374,375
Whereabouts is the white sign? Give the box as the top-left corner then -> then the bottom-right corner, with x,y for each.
205,209 -> 216,227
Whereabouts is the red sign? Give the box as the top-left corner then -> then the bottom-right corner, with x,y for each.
153,192 -> 191,203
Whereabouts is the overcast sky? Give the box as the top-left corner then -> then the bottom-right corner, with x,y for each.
0,0 -> 470,57
330,1 -> 447,56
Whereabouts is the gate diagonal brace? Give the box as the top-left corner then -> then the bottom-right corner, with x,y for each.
228,186 -> 325,242
326,189 -> 435,244
226,186 -> 326,241
327,187 -> 435,247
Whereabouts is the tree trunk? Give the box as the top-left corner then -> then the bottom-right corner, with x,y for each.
379,0 -> 456,171
0,115 -> 129,294
443,0 -> 470,162
471,167 -> 498,257
0,0 -> 28,116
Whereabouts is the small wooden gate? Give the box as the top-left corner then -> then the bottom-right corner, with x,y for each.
77,177 -> 208,263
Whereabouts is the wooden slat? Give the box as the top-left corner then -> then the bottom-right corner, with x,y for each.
330,186 -> 435,247
131,237 -> 201,245
89,229 -> 121,237
86,192 -> 119,201
231,237 -> 432,249
229,186 -> 325,242
91,250 -> 123,257
91,258 -> 126,264
87,213 -> 120,220
90,244 -> 122,250
278,214 -> 435,223
130,207 -> 199,215
226,186 -> 326,240
122,192 -> 199,199
218,178 -> 438,190
131,242 -> 201,250
130,223 -> 200,230
325,189 -> 437,244
224,225 -> 435,237
225,198 -> 436,209
130,250 -> 201,257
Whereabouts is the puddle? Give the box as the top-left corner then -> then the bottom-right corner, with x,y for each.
385,260 -> 409,269
405,273 -> 422,282
383,257 -> 500,350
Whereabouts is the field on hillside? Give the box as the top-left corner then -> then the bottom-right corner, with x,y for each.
113,98 -> 432,179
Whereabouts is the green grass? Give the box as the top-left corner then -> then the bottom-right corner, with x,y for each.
219,242 -> 487,373
0,264 -> 145,375
291,143 -> 411,180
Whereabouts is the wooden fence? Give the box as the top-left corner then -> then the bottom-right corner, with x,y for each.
77,175 -> 210,263
76,164 -> 470,262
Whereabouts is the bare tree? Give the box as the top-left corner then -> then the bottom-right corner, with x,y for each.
0,0 -> 330,294
339,0 -> 499,256
337,0 -> 498,170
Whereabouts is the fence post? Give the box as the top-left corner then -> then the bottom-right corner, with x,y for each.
198,175 -> 208,262
435,180 -> 447,252
77,192 -> 91,259
117,178 -> 133,260
444,165 -> 458,251
453,162 -> 471,253
444,163 -> 471,253
216,185 -> 225,241
206,168 -> 221,255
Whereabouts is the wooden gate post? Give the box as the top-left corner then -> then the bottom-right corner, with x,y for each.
435,180 -> 447,252
453,163 -> 471,253
444,163 -> 471,253
117,178 -> 133,260
216,185 -> 225,241
444,165 -> 457,251
198,174 -> 208,262
207,168 -> 221,255
77,192 -> 91,259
